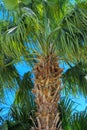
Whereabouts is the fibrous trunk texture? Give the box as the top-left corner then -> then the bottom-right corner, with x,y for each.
32,54 -> 63,130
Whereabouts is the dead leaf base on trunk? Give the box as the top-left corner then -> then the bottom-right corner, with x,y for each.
32,54 -> 63,130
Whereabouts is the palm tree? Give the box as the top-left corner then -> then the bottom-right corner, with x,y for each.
0,0 -> 87,129
1,92 -> 87,130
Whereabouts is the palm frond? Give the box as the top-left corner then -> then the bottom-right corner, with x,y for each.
1,1 -> 87,63
63,62 -> 87,96
71,107 -> 87,130
52,3 -> 87,63
0,72 -> 36,129
0,57 -> 20,99
14,71 -> 34,104
3,0 -> 31,10
0,122 -> 8,130
0,50 -> 23,99
59,97 -> 87,130
59,97 -> 76,130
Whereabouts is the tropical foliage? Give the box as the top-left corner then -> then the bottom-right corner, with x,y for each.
0,0 -> 87,130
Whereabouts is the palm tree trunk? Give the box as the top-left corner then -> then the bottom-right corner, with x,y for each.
32,54 -> 63,130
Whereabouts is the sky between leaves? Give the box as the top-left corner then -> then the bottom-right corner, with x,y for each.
0,0 -> 87,120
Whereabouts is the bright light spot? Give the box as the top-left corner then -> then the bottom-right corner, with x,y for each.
84,75 -> 87,80
7,26 -> 17,34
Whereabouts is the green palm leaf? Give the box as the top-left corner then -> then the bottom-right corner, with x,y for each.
63,62 -> 87,95
3,0 -> 19,10
59,97 -> 75,130
0,122 -> 8,130
71,108 -> 87,130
